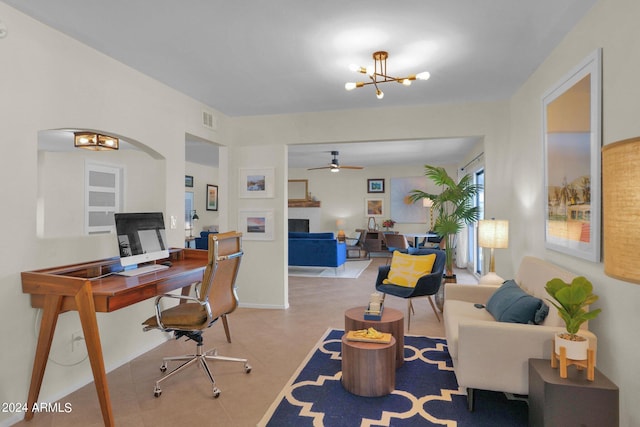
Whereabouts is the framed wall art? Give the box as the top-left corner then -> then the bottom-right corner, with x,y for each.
238,209 -> 274,241
367,178 -> 385,193
543,48 -> 601,262
365,198 -> 384,217
185,175 -> 194,187
239,167 -> 275,198
206,184 -> 218,211
288,179 -> 308,201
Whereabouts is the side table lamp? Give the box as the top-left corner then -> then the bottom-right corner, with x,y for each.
478,218 -> 509,285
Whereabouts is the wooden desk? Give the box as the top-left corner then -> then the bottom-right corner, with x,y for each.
21,248 -> 208,426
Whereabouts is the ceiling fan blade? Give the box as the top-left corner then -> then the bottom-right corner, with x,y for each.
308,150 -> 363,171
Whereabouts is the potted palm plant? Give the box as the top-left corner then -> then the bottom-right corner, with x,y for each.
545,276 -> 601,360
409,165 -> 482,281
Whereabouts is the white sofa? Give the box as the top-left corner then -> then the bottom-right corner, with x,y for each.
443,256 -> 597,410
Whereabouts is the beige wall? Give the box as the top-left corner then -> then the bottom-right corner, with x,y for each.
0,5 -> 227,425
288,164 -> 458,236
2,0 -> 639,425
185,161 -> 220,236
507,0 -> 640,424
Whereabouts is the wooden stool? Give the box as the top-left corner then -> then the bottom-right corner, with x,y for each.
341,335 -> 396,397
344,306 -> 404,368
551,341 -> 596,381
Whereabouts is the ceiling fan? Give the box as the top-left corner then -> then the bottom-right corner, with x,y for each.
307,151 -> 364,172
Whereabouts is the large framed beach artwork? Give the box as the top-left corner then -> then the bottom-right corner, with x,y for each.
543,49 -> 601,262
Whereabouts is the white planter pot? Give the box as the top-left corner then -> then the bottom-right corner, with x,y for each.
554,332 -> 589,360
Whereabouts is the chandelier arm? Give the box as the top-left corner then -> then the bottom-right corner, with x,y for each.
354,76 -> 408,87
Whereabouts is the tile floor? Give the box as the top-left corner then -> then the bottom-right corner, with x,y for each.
13,258 -> 477,427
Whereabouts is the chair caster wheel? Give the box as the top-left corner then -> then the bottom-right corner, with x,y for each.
245,364 -> 252,374
160,363 -> 167,373
154,387 -> 162,398
213,387 -> 221,398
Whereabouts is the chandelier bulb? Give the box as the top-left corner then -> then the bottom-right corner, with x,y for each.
402,79 -> 412,86
416,71 -> 431,81
349,64 -> 367,74
376,89 -> 384,100
366,65 -> 374,76
345,82 -> 357,91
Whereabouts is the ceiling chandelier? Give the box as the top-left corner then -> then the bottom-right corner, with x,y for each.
74,132 -> 119,150
345,51 -> 430,99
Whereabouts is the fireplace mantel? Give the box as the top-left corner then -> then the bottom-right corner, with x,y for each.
288,200 -> 321,208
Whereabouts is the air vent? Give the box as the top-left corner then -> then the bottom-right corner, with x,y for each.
202,110 -> 217,130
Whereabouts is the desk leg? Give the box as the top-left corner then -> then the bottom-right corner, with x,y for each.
24,295 -> 63,421
75,282 -> 114,427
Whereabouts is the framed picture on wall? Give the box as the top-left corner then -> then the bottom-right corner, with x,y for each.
542,48 -> 601,262
185,175 -> 194,187
239,167 -> 275,198
238,209 -> 274,240
206,184 -> 218,211
365,198 -> 384,217
367,178 -> 385,193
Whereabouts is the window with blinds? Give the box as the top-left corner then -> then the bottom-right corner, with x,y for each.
85,163 -> 122,234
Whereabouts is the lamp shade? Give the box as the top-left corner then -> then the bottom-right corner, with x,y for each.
602,137 -> 640,284
478,219 -> 509,249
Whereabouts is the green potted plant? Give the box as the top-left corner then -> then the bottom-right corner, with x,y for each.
409,165 -> 482,281
545,276 -> 601,360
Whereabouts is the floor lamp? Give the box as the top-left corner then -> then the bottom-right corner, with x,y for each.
478,219 -> 509,285
189,210 -> 199,238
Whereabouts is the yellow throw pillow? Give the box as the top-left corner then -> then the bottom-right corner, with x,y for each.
383,251 -> 437,288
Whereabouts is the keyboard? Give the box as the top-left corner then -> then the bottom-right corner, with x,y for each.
116,264 -> 170,277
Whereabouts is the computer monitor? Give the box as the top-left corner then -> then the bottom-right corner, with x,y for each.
114,212 -> 169,268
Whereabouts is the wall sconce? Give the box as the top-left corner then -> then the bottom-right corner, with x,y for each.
603,137 -> 640,284
74,132 -> 119,150
478,218 -> 509,285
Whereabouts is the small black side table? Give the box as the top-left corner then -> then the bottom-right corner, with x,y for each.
528,358 -> 619,427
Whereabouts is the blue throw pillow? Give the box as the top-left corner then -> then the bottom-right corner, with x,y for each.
485,280 -> 549,324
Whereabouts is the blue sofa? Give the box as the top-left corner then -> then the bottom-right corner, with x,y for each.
194,231 -> 219,249
288,232 -> 347,268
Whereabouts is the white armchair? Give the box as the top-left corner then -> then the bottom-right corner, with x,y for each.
443,256 -> 597,411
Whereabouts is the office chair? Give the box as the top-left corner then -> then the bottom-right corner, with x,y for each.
375,248 -> 445,330
142,231 -> 251,398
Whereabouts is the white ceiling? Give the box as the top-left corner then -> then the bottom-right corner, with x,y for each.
10,0 -> 596,167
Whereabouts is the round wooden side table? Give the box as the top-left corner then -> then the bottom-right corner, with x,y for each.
344,306 -> 404,368
341,335 -> 396,397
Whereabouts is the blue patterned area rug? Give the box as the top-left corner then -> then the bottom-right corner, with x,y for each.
259,329 -> 527,427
